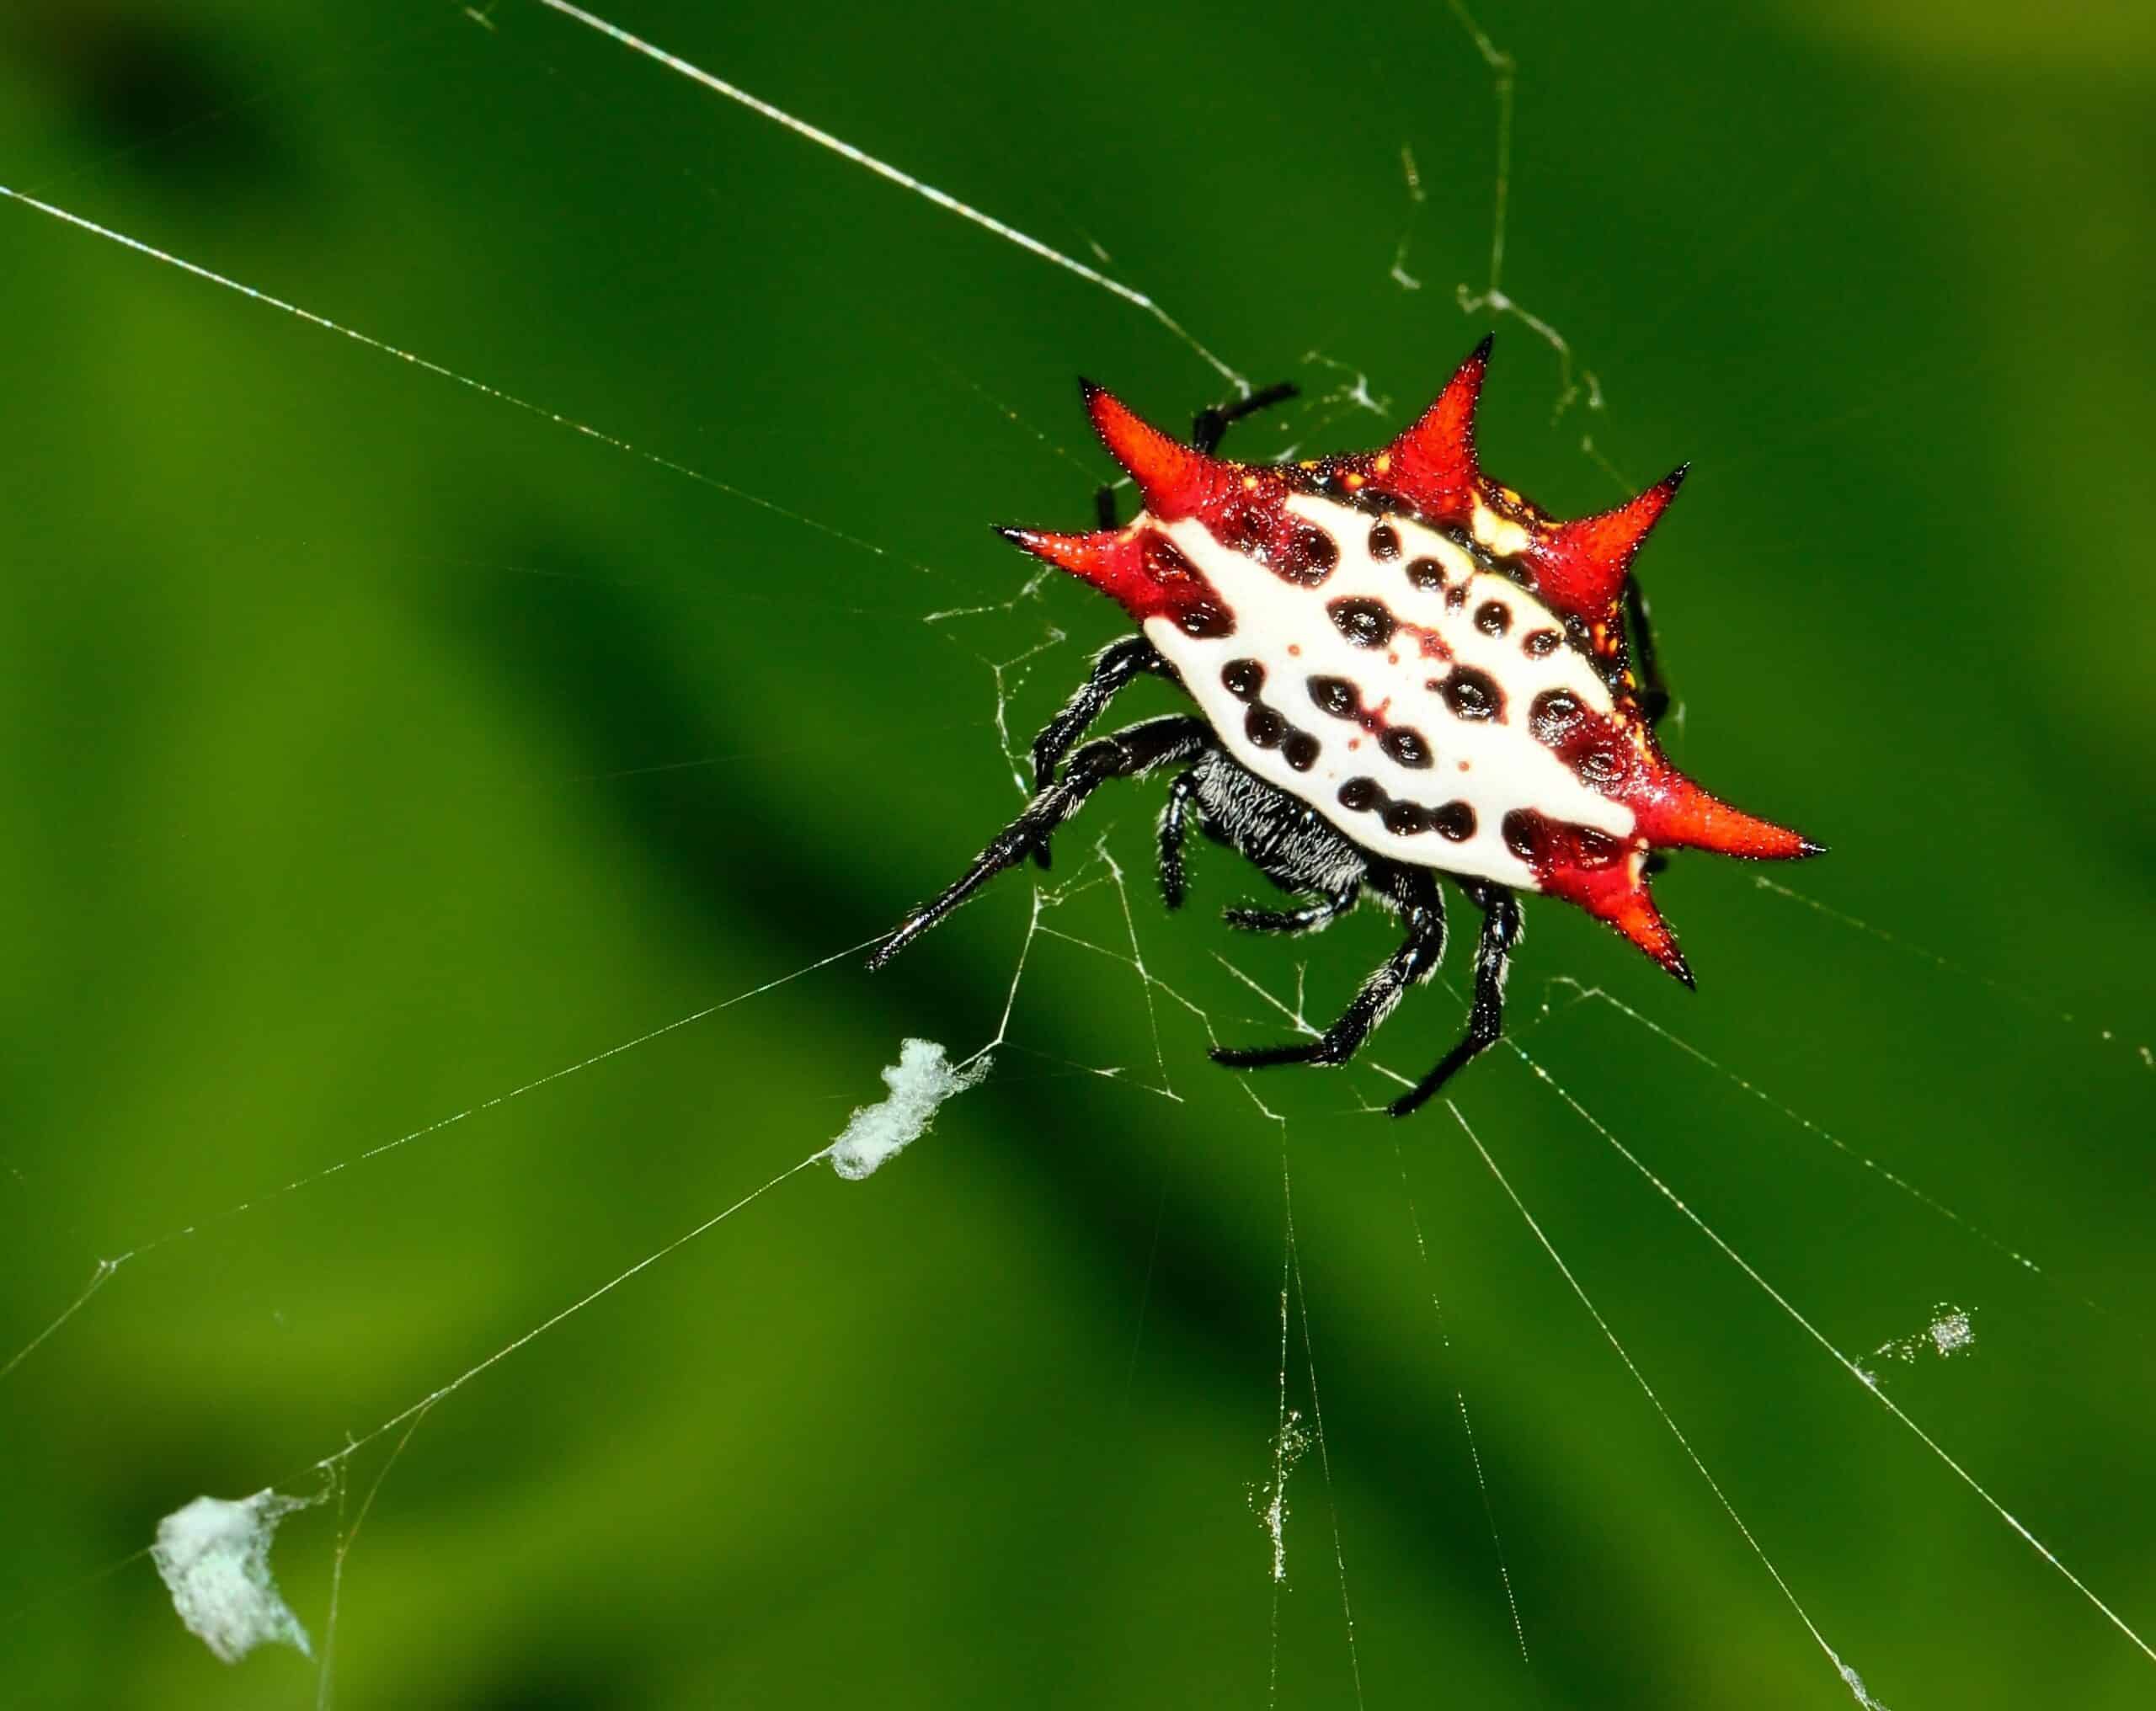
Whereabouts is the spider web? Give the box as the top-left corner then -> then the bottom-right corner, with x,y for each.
2,3 -> 2152,1707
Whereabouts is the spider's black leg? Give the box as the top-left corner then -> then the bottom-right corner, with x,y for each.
1622,577 -> 1672,730
1388,882 -> 1524,1117
1211,864 -> 1444,1071
1224,884 -> 1359,935
869,717 -> 1209,972
1158,767 -> 1203,910
1191,381 -> 1300,456
1025,635 -> 1175,870
1094,483 -> 1120,529
1031,636 -> 1171,793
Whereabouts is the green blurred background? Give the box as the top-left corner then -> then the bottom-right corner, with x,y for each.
2,1 -> 2151,1705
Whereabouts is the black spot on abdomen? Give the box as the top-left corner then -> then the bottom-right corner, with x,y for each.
1529,689 -> 1583,745
1572,826 -> 1624,867
1306,675 -> 1359,718
1430,802 -> 1476,842
1433,666 -> 1505,723
1497,809 -> 1623,871
1378,726 -> 1433,769
1575,746 -> 1624,790
1334,776 -> 1464,843
1327,598 -> 1396,648
1278,526 -> 1340,586
1230,675 -> 1321,773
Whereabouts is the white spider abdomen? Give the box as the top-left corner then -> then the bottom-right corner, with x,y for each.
1145,494 -> 1633,892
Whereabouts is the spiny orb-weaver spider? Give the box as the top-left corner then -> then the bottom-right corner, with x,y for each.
871,338 -> 1821,1115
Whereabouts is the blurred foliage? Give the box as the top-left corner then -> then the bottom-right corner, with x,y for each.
1,2 -> 2151,1707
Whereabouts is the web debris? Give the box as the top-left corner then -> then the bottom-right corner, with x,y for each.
99,884 -> 1049,1682
152,1490 -> 320,1665
1295,354 -> 1393,440
1251,1407 -> 1313,1586
1842,1662 -> 1895,1709
830,1038 -> 992,1181
1389,145 -> 1426,291
1865,1304 -> 1977,1378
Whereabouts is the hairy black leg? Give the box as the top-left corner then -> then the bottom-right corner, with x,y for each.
1388,882 -> 1524,1117
1622,577 -> 1672,729
1224,884 -> 1359,935
869,717 -> 1210,972
1192,381 -> 1300,456
1031,636 -> 1171,792
1158,767 -> 1203,909
1025,635 -> 1174,869
1210,866 -> 1444,1070
1094,483 -> 1120,529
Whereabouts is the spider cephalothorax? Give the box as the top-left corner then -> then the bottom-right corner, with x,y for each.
871,338 -> 1821,1114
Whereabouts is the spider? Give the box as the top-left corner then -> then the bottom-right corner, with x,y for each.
870,339 -> 1820,1115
